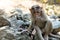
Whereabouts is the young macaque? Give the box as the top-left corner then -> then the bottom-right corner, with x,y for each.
29,5 -> 53,40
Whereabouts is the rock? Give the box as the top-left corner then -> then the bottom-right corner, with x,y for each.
0,30 -> 16,40
4,33 -> 15,40
0,17 -> 11,27
0,8 -> 32,40
0,9 -> 4,15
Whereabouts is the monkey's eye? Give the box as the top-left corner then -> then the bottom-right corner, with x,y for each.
32,8 -> 34,10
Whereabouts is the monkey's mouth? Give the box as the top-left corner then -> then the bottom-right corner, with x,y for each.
36,11 -> 40,13
34,11 -> 42,16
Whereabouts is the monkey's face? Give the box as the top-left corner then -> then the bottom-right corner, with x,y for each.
30,5 -> 43,17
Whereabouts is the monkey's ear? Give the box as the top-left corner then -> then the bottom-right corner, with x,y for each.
29,9 -> 32,12
29,8 -> 35,14
29,9 -> 31,11
29,9 -> 33,14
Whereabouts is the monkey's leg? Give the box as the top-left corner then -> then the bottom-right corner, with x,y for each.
34,26 -> 44,40
49,33 -> 60,39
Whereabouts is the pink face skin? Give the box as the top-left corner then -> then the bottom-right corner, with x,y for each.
30,5 -> 43,18
34,9 -> 42,17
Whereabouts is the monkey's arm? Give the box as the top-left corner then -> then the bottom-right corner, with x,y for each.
27,22 -> 32,31
27,22 -> 44,40
34,26 -> 44,40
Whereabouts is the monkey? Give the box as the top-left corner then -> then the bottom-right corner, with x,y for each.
29,5 -> 53,40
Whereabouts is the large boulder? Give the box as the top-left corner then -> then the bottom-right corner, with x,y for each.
0,17 -> 11,27
0,30 -> 16,40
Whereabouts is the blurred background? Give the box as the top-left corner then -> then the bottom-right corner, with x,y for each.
0,0 -> 60,16
0,0 -> 60,40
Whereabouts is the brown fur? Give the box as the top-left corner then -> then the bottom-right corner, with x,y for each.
0,17 -> 11,27
29,5 -> 53,39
